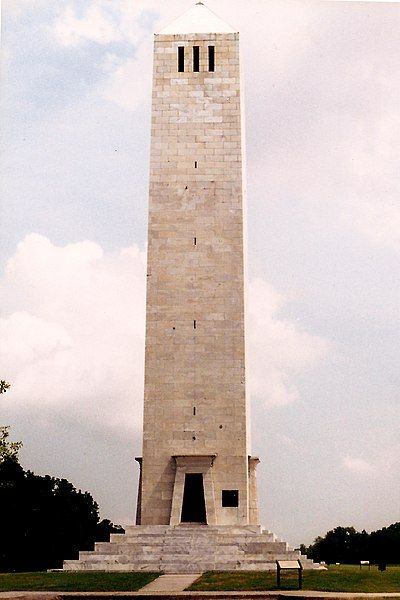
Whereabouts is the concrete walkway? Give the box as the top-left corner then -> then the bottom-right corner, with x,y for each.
1,592 -> 400,599
138,574 -> 202,593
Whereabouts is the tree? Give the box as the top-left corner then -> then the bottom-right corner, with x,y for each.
369,523 -> 400,564
0,380 -> 124,571
0,381 -> 10,394
304,524 -> 400,564
0,426 -> 23,464
0,382 -> 23,464
0,460 -> 124,571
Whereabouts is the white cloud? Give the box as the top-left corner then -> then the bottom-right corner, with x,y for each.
0,234 -> 147,432
242,1 -> 400,256
0,311 -> 72,365
50,1 -> 161,111
240,0 -> 316,74
247,278 -> 329,407
343,109 -> 400,252
2,0 -> 48,18
101,38 -> 153,112
52,5 -> 121,47
342,455 -> 376,475
356,201 -> 400,252
51,0 -> 161,48
1,236 -> 328,437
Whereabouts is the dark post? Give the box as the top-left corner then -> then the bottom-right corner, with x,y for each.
135,457 -> 143,525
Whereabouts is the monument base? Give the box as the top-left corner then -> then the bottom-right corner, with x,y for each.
63,524 -> 319,573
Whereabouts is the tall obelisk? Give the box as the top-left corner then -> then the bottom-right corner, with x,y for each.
139,1 -> 260,527
63,4 -> 319,573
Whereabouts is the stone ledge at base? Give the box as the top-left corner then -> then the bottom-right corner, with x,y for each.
63,525 -> 320,573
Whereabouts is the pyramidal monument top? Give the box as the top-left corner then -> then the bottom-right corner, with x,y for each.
158,2 -> 237,35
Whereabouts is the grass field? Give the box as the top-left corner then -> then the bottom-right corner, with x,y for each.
0,565 -> 399,593
188,565 -> 400,593
0,571 -> 159,592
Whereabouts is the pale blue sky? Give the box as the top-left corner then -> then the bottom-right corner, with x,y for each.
1,0 -> 399,545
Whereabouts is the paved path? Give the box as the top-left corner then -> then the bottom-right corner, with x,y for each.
138,574 -> 202,592
1,592 -> 400,599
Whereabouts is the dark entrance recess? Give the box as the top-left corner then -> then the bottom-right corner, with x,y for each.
181,473 -> 207,523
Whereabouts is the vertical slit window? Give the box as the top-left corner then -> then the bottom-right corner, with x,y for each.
193,407 -> 196,416
178,46 -> 185,72
193,320 -> 197,329
208,46 -> 215,72
193,46 -> 200,72
194,237 -> 197,246
194,161 -> 198,168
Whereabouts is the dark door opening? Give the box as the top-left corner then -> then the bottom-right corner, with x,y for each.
181,473 -> 206,523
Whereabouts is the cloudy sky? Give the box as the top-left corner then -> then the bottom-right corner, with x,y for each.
1,0 -> 399,546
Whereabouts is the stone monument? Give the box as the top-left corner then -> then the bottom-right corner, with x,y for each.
64,2 -> 317,572
139,0 -> 257,530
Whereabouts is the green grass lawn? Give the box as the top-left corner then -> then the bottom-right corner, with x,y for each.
0,571 -> 159,592
188,565 -> 400,593
1,566 -> 399,593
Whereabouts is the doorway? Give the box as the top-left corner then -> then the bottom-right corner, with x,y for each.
181,473 -> 206,523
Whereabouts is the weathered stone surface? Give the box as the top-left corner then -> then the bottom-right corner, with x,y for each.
141,4 -> 258,530
63,525 -> 317,573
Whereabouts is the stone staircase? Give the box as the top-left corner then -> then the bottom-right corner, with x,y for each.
63,524 -> 318,573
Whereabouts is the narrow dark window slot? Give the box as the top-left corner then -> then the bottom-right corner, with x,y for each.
178,46 -> 185,72
194,237 -> 197,246
193,407 -> 196,416
194,161 -> 198,168
193,320 -> 197,329
208,46 -> 215,72
193,46 -> 200,72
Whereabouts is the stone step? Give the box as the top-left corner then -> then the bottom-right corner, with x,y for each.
63,525 -> 320,572
65,562 -> 159,571
77,555 -> 157,564
113,537 -> 160,544
78,549 -> 302,562
95,542 -> 165,553
216,534 -> 275,542
110,533 -> 278,548
214,526 -> 263,534
76,550 -> 303,564
123,525 -> 169,534
127,530 -> 272,537
65,560 -> 317,573
100,542 -> 291,554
